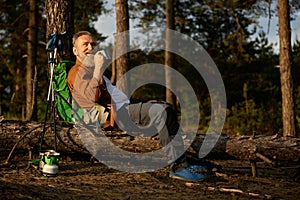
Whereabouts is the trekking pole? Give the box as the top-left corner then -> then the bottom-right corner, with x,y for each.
40,47 -> 58,152
51,48 -> 58,151
40,33 -> 66,153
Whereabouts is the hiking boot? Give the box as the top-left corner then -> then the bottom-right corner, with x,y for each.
169,169 -> 206,181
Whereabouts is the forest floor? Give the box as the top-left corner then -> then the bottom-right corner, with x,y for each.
1,122 -> 300,199
1,151 -> 300,199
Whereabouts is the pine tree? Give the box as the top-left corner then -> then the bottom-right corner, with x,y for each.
278,0 -> 296,136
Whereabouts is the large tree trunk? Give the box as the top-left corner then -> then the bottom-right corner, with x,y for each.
165,0 -> 177,111
192,134 -> 300,163
0,121 -> 162,161
115,0 -> 129,93
44,0 -> 74,135
2,120 -> 300,165
0,121 -> 90,164
278,0 -> 296,137
25,0 -> 38,121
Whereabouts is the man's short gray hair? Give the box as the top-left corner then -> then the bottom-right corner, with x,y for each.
72,31 -> 93,46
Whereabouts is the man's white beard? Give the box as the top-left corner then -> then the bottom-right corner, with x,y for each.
82,55 -> 95,67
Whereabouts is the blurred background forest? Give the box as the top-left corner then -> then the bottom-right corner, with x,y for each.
0,0 -> 300,136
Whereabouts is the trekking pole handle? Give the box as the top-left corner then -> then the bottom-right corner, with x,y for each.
53,48 -> 57,61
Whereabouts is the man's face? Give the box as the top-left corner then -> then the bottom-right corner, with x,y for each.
73,34 -> 97,67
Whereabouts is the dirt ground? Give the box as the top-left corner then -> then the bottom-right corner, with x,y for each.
0,121 -> 300,199
1,152 -> 300,200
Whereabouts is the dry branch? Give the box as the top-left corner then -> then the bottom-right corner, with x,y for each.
185,182 -> 269,198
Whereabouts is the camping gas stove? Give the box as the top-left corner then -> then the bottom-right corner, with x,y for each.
39,150 -> 60,176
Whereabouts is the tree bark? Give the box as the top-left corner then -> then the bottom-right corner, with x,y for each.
192,134 -> 300,163
277,0 -> 296,137
2,121 -> 300,164
165,0 -> 177,111
45,0 -> 74,61
115,0 -> 129,94
110,37 -> 117,85
44,0 -> 74,131
25,0 -> 38,121
0,121 -> 89,159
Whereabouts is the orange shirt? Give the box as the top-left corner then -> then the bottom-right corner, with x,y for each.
67,60 -> 115,129
67,60 -> 112,110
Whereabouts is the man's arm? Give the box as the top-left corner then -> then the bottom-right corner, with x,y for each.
71,52 -> 107,109
93,51 -> 105,84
